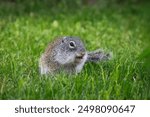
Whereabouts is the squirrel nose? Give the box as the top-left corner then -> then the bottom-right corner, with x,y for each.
81,52 -> 85,56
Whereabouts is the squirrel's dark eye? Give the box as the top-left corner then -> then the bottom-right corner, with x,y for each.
69,41 -> 76,49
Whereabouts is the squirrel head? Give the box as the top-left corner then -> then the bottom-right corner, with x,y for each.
54,36 -> 87,65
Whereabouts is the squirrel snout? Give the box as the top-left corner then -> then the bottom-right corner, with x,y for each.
76,52 -> 85,59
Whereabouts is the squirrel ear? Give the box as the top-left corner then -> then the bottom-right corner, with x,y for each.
62,39 -> 64,43
62,36 -> 67,43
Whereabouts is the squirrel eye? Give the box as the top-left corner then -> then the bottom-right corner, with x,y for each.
69,41 -> 76,49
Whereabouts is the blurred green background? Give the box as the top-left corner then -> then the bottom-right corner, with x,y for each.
0,0 -> 150,99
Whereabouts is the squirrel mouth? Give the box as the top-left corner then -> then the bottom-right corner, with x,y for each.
76,56 -> 83,59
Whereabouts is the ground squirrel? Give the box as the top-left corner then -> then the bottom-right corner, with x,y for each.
39,36 -> 112,75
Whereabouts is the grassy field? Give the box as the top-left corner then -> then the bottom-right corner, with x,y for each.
0,0 -> 150,99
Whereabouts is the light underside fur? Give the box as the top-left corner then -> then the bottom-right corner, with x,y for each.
39,55 -> 49,74
75,52 -> 87,73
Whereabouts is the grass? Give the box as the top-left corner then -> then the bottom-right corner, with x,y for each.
0,0 -> 150,99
